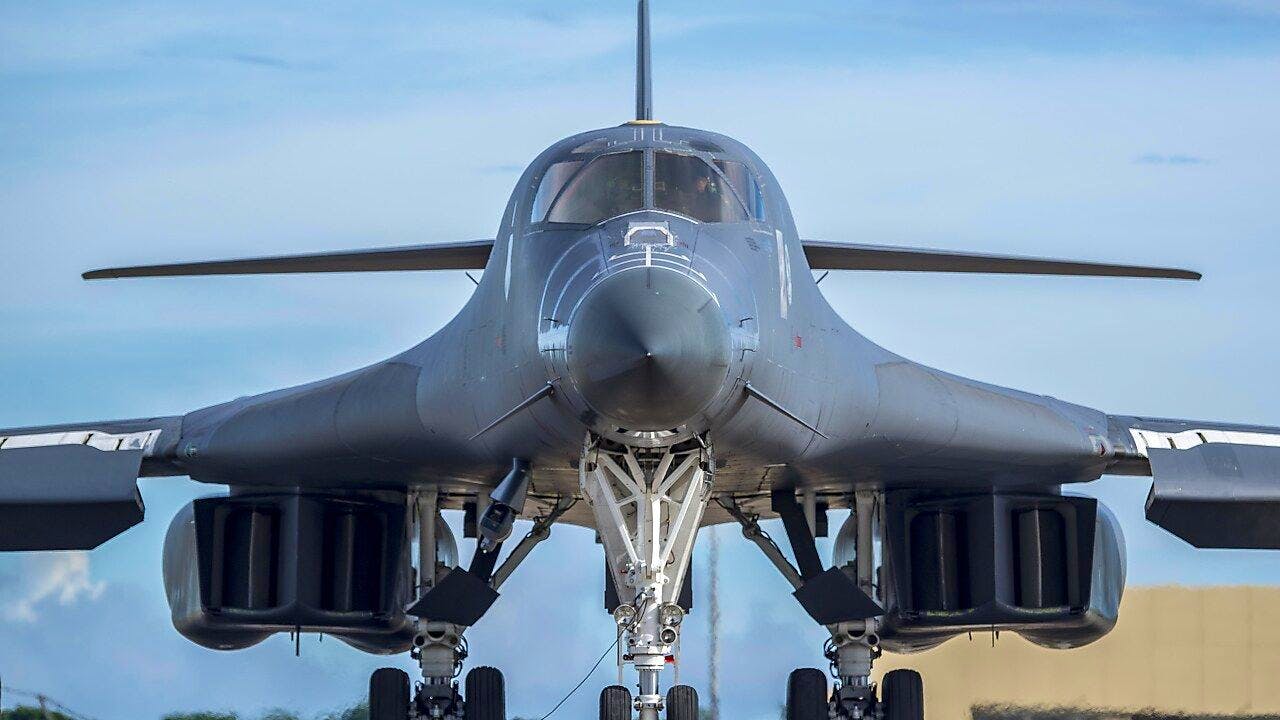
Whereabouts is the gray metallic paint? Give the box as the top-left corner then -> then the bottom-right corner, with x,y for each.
106,126 -> 1114,507
0,124 -> 1265,536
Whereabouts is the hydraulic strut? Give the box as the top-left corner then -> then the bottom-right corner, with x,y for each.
581,434 -> 713,720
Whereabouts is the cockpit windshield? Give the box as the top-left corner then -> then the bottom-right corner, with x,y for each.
532,146 -> 765,225
530,160 -> 583,222
713,159 -> 766,222
654,151 -> 748,223
545,152 -> 644,224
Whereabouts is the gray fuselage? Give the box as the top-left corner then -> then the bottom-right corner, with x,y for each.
173,123 -> 1114,514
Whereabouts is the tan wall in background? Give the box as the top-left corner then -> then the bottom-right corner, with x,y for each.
874,586 -> 1280,718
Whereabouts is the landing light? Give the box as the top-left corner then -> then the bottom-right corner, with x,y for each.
613,604 -> 638,626
658,602 -> 684,627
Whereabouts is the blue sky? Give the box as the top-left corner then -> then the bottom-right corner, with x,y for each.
2,1 -> 1280,718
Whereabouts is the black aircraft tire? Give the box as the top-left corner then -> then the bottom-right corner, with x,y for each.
465,666 -> 507,720
785,668 -> 828,720
881,669 -> 925,720
665,685 -> 698,720
600,684 -> 633,720
369,667 -> 411,720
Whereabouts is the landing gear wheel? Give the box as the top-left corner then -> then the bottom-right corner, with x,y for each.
785,668 -> 828,720
600,684 -> 633,720
369,667 -> 411,720
464,666 -> 506,720
665,685 -> 698,720
881,669 -> 924,720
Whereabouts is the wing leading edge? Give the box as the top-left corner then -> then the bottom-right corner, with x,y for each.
802,240 -> 1200,280
82,239 -> 494,280
85,240 -> 1195,281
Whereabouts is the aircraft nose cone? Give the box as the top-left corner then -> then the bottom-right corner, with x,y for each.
566,268 -> 732,432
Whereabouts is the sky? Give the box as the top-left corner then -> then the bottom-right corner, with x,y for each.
1,1 -> 1279,718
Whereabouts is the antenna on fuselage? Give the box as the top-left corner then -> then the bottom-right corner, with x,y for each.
634,0 -> 656,123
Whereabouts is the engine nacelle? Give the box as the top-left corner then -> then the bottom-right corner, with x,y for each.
875,491 -> 1125,653
163,490 -> 416,654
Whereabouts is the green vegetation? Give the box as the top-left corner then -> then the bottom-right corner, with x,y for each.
157,702 -> 368,720
1,707 -> 75,720
318,703 -> 368,720
0,701 -> 369,720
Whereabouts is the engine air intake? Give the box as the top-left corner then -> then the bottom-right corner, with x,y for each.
878,492 -> 1123,653
163,492 -> 414,653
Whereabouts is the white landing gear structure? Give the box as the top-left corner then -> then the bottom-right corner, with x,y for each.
581,434 -> 713,720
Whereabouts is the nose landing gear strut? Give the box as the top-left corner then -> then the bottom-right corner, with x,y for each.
581,434 -> 713,720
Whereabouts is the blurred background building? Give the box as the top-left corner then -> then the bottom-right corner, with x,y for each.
876,586 -> 1280,719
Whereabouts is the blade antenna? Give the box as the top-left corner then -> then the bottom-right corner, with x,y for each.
635,0 -> 653,121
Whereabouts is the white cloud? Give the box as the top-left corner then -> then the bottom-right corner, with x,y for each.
1,552 -> 106,622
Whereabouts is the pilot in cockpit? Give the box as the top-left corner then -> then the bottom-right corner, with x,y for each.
685,171 -> 725,220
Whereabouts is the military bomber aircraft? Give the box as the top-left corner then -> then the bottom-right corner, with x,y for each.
3,3 -> 1278,720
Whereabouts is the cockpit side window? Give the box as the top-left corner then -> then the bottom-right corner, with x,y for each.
714,159 -> 767,222
654,151 -> 748,223
530,160 -> 583,223
545,151 -> 644,225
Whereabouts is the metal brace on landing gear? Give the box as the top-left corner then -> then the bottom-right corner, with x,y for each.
826,619 -> 881,720
403,486 -> 574,719
580,434 -> 713,720
407,488 -> 466,719
412,621 -> 467,718
722,489 -> 891,720
827,491 -> 883,720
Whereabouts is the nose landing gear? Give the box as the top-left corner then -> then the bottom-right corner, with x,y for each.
600,685 -> 632,720
663,684 -> 699,720
581,434 -> 714,720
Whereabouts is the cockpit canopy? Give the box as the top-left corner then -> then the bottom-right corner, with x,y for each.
530,148 -> 766,226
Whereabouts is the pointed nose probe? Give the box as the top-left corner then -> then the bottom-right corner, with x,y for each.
564,268 -> 732,432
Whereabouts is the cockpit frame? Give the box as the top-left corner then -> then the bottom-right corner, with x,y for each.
527,140 -> 766,228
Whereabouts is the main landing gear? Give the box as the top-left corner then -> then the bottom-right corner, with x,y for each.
721,490 -> 926,720
369,478 -> 574,720
368,662 -> 507,720
580,434 -> 713,720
